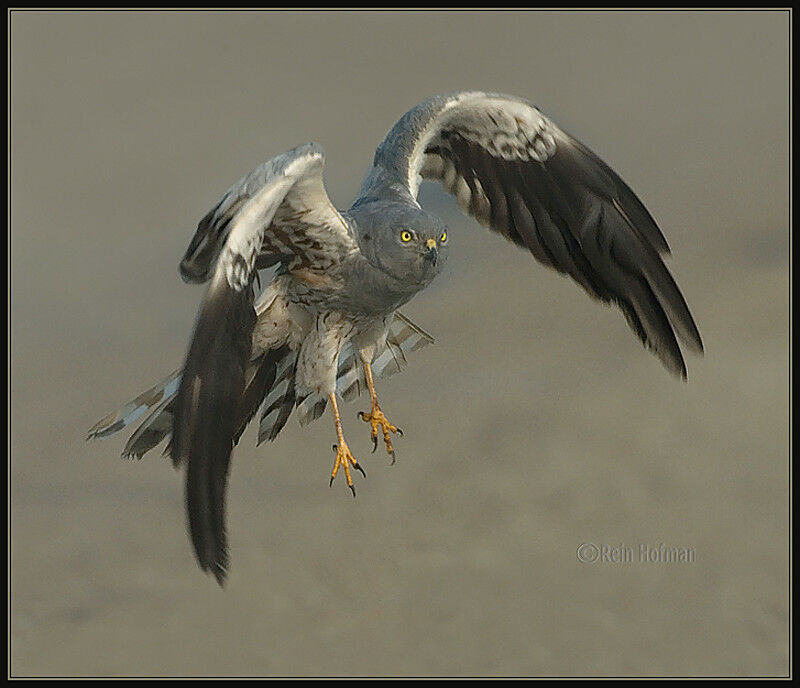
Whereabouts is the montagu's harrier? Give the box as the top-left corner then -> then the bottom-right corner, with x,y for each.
88,92 -> 703,585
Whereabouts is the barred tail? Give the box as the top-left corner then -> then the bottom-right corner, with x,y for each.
88,309 -> 433,460
87,369 -> 182,459
256,347 -> 298,444
86,347 -> 298,460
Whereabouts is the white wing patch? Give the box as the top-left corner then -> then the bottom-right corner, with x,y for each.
404,92 -> 560,197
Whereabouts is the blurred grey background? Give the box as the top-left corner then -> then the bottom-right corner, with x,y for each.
10,10 -> 788,677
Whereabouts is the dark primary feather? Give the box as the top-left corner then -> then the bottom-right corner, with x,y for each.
425,128 -> 703,377
179,195 -> 245,283
171,275 -> 257,585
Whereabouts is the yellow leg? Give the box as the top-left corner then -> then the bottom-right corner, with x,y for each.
358,359 -> 403,464
329,392 -> 365,497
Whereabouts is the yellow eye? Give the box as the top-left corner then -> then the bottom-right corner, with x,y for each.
400,230 -> 413,242
440,230 -> 447,243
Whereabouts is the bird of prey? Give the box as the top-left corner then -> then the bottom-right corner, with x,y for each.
88,91 -> 703,585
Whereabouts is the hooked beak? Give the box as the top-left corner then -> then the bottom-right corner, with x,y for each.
424,238 -> 438,266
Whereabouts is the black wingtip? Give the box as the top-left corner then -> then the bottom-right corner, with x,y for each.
186,453 -> 232,589
209,560 -> 228,587
173,273 -> 256,586
685,322 -> 705,357
195,549 -> 229,587
179,205 -> 231,284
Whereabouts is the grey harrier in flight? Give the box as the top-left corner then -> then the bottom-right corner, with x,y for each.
88,91 -> 703,585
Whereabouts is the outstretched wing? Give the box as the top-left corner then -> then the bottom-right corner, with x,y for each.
357,92 -> 703,377
172,143 -> 354,585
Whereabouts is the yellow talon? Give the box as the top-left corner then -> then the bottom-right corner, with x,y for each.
358,358 -> 403,463
327,392 -> 365,496
329,439 -> 364,497
359,406 -> 403,463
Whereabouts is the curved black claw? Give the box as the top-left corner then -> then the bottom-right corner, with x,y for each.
354,462 -> 366,478
388,449 -> 397,466
371,436 -> 378,453
395,427 -> 404,437
349,483 -> 357,498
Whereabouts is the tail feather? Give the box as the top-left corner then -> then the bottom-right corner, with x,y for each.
89,309 -> 435,459
87,369 -> 181,444
89,306 -> 434,586
336,352 -> 363,404
372,310 -> 435,379
122,394 -> 175,459
257,349 -> 297,444
88,348 -> 294,460
233,346 -> 287,444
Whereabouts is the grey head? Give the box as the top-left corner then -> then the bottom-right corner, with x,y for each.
347,200 -> 449,288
